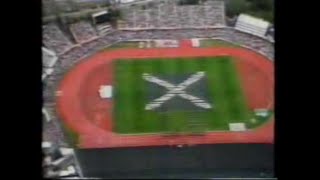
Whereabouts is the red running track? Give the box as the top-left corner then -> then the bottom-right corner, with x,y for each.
56,47 -> 274,149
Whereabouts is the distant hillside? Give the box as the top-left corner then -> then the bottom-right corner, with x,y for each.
225,0 -> 273,23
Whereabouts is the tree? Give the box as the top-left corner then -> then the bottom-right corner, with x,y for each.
65,0 -> 79,12
247,0 -> 274,23
44,0 -> 63,17
247,10 -> 273,23
226,0 -> 250,17
248,0 -> 273,11
109,8 -> 122,20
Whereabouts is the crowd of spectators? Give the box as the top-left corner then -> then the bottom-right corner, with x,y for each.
43,23 -> 74,55
42,103 -> 68,147
70,21 -> 98,43
121,0 -> 225,29
117,28 -> 274,59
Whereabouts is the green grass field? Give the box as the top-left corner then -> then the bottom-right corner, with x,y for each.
114,57 -> 271,134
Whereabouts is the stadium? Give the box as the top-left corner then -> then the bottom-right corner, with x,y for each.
42,0 -> 274,178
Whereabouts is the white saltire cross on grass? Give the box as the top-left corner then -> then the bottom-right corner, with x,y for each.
143,72 -> 213,110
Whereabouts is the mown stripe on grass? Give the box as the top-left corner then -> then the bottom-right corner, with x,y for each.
114,60 -> 136,133
219,58 -> 251,123
204,57 -> 231,130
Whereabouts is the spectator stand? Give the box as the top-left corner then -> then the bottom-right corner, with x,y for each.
195,33 -> 274,61
69,21 -> 99,44
42,47 -> 58,80
116,27 -> 274,60
43,23 -> 76,56
235,14 -> 270,40
118,0 -> 226,30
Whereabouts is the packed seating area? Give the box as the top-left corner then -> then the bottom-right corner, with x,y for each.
43,23 -> 74,55
117,28 -> 274,59
42,103 -> 68,146
224,28 -> 274,60
43,28 -> 273,66
121,0 -> 225,29
70,21 -> 98,43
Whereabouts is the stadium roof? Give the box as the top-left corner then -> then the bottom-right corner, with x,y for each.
92,10 -> 108,17
238,14 -> 270,29
117,0 -> 136,3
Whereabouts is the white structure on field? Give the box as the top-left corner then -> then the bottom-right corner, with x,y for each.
255,109 -> 269,117
235,14 -> 270,38
229,123 -> 247,131
143,72 -> 212,110
99,85 -> 113,98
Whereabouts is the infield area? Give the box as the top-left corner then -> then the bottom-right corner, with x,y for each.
114,57 -> 270,134
57,45 -> 274,149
